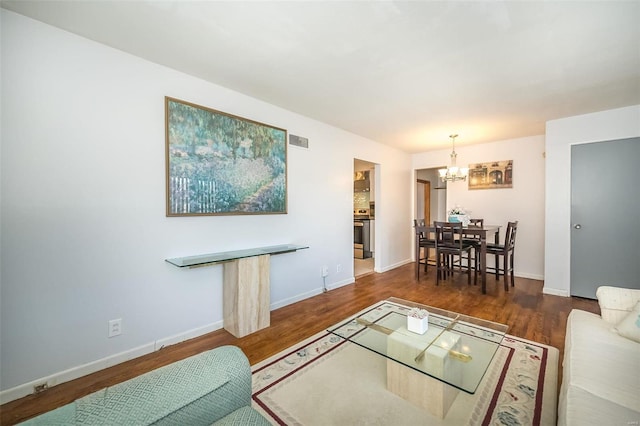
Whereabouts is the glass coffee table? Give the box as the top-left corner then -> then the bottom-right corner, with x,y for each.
327,297 -> 508,418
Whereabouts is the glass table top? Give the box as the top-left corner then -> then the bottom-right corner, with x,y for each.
165,244 -> 309,268
327,297 -> 508,394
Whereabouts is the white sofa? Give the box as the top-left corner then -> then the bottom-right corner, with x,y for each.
558,286 -> 640,426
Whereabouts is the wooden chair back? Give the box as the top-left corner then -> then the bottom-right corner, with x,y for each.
505,221 -> 518,251
464,218 -> 484,242
469,218 -> 484,227
434,221 -> 463,249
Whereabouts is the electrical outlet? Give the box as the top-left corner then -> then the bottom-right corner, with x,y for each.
108,318 -> 122,338
321,266 -> 329,277
336,264 -> 342,273
33,382 -> 48,394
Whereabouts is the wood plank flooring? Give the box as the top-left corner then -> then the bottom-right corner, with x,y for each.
0,262 -> 599,425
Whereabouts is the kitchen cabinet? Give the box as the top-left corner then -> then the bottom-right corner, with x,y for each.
354,170 -> 370,192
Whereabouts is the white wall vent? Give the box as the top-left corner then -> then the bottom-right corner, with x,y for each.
289,134 -> 309,148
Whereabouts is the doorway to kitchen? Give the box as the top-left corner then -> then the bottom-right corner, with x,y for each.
354,159 -> 377,277
415,168 -> 447,266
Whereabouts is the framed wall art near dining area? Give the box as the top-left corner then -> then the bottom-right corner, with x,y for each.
468,160 -> 513,190
165,97 -> 287,216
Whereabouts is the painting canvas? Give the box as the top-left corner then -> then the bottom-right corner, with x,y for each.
165,97 -> 287,216
468,160 -> 513,190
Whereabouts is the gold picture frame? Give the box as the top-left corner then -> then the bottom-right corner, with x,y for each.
165,97 -> 287,216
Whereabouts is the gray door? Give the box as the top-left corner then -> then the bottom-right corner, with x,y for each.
570,137 -> 640,298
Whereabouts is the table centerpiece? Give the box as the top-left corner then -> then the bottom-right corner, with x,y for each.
448,207 -> 470,226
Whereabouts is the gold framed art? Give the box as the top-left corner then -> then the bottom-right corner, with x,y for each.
468,160 -> 513,190
165,97 -> 287,216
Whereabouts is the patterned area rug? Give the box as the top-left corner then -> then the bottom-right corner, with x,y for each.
251,301 -> 558,426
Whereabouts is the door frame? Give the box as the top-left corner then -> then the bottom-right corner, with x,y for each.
417,179 -> 431,224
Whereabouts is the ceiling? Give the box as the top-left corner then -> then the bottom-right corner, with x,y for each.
3,1 -> 639,153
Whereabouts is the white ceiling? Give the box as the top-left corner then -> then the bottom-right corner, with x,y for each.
3,1 -> 639,153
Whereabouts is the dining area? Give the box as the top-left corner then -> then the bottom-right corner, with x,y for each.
413,213 -> 518,295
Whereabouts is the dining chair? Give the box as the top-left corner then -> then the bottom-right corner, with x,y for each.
461,218 -> 484,275
414,219 -> 435,279
469,218 -> 484,227
486,221 -> 518,291
434,221 -> 476,286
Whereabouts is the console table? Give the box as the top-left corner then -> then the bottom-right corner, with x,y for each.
166,244 -> 309,338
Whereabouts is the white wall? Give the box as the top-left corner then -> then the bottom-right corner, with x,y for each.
0,11 -> 411,399
544,105 -> 640,296
412,136 -> 546,279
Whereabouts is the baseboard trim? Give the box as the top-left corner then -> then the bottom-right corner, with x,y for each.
542,287 -> 570,297
378,259 -> 412,273
515,272 -> 544,280
154,321 -> 222,351
0,341 -> 155,405
328,277 -> 356,290
270,288 -> 322,310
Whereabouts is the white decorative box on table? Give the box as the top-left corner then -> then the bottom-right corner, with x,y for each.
407,308 -> 429,334
447,207 -> 470,226
448,214 -> 470,226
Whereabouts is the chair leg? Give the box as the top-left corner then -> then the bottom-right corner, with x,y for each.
443,254 -> 448,279
510,253 -> 515,287
435,251 -> 441,286
443,253 -> 448,279
437,252 -> 453,284
436,250 -> 479,287
473,248 -> 478,286
503,255 -> 509,291
424,247 -> 430,273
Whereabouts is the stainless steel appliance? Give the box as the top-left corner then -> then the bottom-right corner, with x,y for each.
354,208 -> 370,219
354,208 -> 372,259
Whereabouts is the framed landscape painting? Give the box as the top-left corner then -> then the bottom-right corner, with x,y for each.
165,97 -> 287,216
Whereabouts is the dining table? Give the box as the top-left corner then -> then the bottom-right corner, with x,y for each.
415,224 -> 501,294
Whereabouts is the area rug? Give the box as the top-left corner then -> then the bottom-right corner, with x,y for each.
251,300 -> 558,426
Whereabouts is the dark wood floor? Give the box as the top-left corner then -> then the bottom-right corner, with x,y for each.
0,262 -> 599,425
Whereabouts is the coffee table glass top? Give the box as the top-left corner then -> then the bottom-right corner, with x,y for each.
327,297 -> 508,394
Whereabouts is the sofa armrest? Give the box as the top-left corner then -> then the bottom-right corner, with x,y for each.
596,286 -> 640,324
155,345 -> 253,425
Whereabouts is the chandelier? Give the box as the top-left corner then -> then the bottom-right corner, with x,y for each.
438,134 -> 469,182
